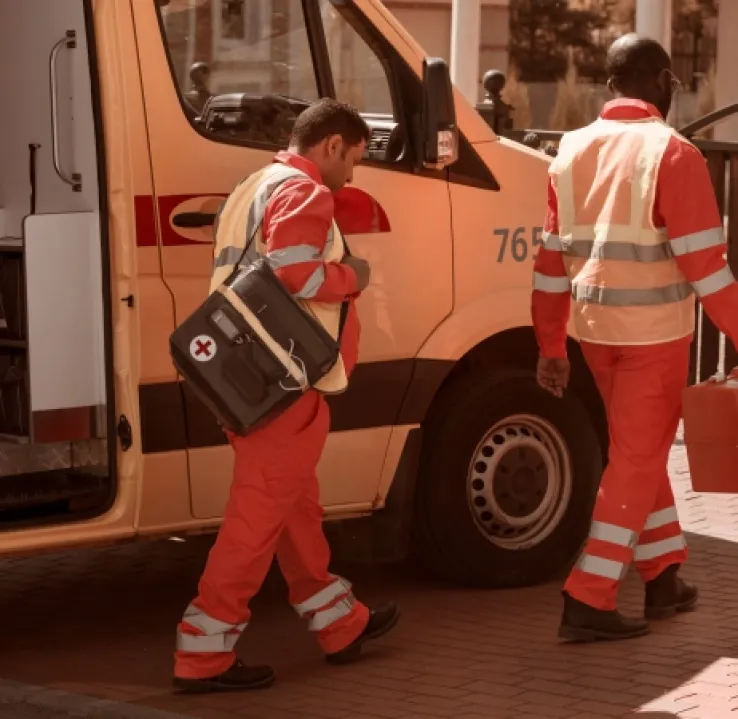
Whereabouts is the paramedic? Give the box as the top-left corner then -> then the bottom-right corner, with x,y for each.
173,99 -> 400,693
532,34 -> 738,642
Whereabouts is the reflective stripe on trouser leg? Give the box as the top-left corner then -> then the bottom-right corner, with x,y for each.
634,494 -> 688,582
564,339 -> 690,611
277,461 -> 371,655
292,576 -> 357,632
174,394 -> 330,680
176,604 -> 248,653
569,520 -> 635,590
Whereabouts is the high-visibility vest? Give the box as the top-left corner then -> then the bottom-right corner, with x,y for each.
210,163 -> 349,395
550,116 -> 696,346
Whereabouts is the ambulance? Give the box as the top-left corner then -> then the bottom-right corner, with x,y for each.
0,0 -> 607,588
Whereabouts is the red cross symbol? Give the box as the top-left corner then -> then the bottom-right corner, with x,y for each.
190,335 -> 217,362
195,339 -> 212,358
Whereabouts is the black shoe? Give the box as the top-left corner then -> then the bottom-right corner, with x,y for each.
558,591 -> 650,643
172,659 -> 275,694
325,602 -> 400,665
645,564 -> 698,620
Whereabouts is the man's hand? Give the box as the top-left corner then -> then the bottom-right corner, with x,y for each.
536,357 -> 570,399
343,256 -> 371,292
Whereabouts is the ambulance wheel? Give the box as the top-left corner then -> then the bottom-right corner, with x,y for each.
414,368 -> 602,588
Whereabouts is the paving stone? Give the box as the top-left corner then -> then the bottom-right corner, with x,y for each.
0,433 -> 735,718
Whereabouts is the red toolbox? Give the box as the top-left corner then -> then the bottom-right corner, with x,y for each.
683,371 -> 738,493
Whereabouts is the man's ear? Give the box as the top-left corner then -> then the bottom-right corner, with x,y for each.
655,67 -> 670,95
606,78 -> 616,94
327,134 -> 343,156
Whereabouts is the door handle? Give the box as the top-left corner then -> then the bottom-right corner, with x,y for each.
172,212 -> 217,228
49,30 -> 82,192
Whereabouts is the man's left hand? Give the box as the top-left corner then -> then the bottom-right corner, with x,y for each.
536,357 -> 570,399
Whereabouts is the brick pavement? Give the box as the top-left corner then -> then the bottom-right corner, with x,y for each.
1,430 -> 738,719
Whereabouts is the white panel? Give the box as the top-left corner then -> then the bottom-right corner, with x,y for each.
0,0 -> 99,238
24,211 -> 105,412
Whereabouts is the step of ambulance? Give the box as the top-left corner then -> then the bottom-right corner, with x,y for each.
0,470 -> 108,514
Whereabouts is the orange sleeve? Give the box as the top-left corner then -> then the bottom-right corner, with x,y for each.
262,177 -> 357,303
532,178 -> 571,359
655,137 -> 738,345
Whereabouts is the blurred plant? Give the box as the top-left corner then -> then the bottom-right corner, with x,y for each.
548,53 -> 597,130
695,63 -> 716,139
502,64 -> 532,130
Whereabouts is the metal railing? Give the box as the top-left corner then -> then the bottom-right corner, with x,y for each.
477,104 -> 738,384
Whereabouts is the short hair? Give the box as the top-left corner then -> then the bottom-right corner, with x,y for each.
606,34 -> 671,86
289,98 -> 370,150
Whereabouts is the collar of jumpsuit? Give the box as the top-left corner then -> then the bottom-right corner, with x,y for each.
272,150 -> 323,184
599,98 -> 664,122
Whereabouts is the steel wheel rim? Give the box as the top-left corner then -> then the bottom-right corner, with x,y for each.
466,413 -> 573,550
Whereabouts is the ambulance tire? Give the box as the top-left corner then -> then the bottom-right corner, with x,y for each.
414,368 -> 602,588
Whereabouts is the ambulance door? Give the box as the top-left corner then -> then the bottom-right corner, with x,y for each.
131,0 -> 453,520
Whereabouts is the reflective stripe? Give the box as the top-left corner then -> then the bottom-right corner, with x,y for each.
293,577 -> 352,617
572,281 -> 693,306
267,244 -> 320,270
543,232 -> 564,251
308,596 -> 355,632
214,245 -> 245,270
294,266 -> 325,300
176,631 -> 240,653
533,272 -> 570,293
634,534 -> 687,562
576,554 -> 627,581
178,605 -> 247,654
244,165 -> 306,246
182,604 -> 247,635
565,240 -> 673,263
670,228 -> 725,256
589,521 -> 637,549
643,506 -> 679,531
692,266 -> 736,298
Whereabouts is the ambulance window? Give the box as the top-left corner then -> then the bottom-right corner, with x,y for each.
156,0 -> 319,147
318,0 -> 394,118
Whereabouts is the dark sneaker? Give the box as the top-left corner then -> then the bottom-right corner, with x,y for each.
645,564 -> 699,620
559,591 -> 650,643
325,602 -> 400,665
172,659 -> 275,694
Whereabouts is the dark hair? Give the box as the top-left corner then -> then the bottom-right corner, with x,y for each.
289,98 -> 370,150
606,35 -> 671,87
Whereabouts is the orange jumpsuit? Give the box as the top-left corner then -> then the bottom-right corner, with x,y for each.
532,99 -> 738,610
174,152 -> 368,680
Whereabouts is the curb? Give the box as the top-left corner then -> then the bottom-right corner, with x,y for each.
0,679 -> 188,719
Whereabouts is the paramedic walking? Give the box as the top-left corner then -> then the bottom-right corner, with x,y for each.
173,99 -> 400,692
532,34 -> 738,642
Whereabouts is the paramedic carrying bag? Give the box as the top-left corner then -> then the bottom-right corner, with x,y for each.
169,166 -> 351,436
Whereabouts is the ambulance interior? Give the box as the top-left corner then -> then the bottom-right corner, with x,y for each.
0,0 -> 112,529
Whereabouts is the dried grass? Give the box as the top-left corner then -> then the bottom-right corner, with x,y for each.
502,65 -> 532,130
548,59 -> 597,131
695,63 -> 716,140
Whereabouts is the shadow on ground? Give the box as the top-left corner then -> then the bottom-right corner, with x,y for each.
0,528 -> 735,719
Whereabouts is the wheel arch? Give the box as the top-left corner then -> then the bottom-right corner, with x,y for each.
415,326 -> 609,466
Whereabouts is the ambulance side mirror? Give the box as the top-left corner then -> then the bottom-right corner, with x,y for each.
421,57 -> 459,170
